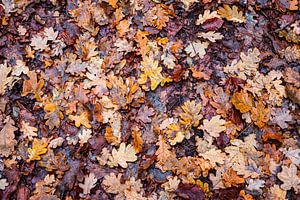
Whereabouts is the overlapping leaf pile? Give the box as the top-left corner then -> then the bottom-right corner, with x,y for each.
0,0 -> 299,199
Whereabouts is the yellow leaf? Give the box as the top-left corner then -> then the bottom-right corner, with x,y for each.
138,54 -> 171,91
27,138 -> 48,162
218,5 -> 245,23
231,90 -> 253,113
69,111 -> 91,129
179,100 -> 203,127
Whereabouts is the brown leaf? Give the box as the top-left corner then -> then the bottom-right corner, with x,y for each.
0,116 -> 17,157
250,101 -> 270,128
222,168 -> 245,187
136,106 -> 155,123
22,71 -> 44,101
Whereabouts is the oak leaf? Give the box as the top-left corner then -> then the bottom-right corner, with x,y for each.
132,129 -> 143,153
116,19 -> 130,37
232,90 -> 253,113
0,178 -> 8,190
138,54 -> 171,91
69,111 -> 91,129
30,35 -> 48,51
199,148 -> 227,167
185,41 -> 209,58
44,103 -> 64,130
43,27 -> 58,41
197,31 -> 223,42
20,121 -> 38,141
102,173 -> 126,194
79,173 -> 97,195
200,115 -> 226,138
179,100 -> 203,127
277,164 -> 300,190
196,10 -> 220,25
78,128 -> 92,146
0,62 -> 14,95
27,138 -> 48,162
0,116 -> 17,157
22,70 -> 44,101
217,5 -> 245,23
250,101 -> 270,128
180,0 -> 199,10
136,106 -> 155,123
222,168 -> 245,187
108,0 -> 118,8
108,142 -> 137,168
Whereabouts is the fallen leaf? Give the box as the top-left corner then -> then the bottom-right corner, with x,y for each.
232,90 -> 253,113
185,41 -> 209,58
0,62 -> 14,95
197,31 -> 223,42
22,70 -> 44,101
78,128 -> 92,146
79,173 -> 97,195
0,178 -> 9,190
250,101 -> 270,128
27,138 -> 48,162
277,164 -> 300,190
0,116 -> 17,157
196,10 -> 220,25
69,111 -> 91,129
44,103 -> 64,130
218,5 -> 245,23
136,106 -> 155,123
222,168 -> 245,187
108,142 -> 137,168
132,129 -> 143,153
179,100 -> 203,127
20,121 -> 38,141
200,115 -> 226,138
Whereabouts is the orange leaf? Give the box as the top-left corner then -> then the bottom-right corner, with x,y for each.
104,126 -> 119,145
222,168 -> 245,187
27,138 -> 48,162
69,111 -> 91,128
231,90 -> 253,113
250,101 -> 270,128
44,103 -> 64,130
132,129 -> 143,153
116,19 -> 130,37
108,0 -> 118,8
22,71 -> 44,101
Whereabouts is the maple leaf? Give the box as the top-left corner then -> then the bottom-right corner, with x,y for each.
231,90 -> 253,113
250,101 -> 270,128
138,54 -> 171,91
185,41 -> 209,58
179,100 -> 203,127
69,111 -> 91,129
196,10 -> 221,25
277,164 -> 300,191
217,5 -> 245,23
44,103 -> 64,130
30,35 -> 48,51
79,173 -> 97,195
27,138 -> 48,162
0,178 -> 8,190
78,128 -> 92,146
0,62 -> 14,95
108,142 -> 137,168
22,70 -> 44,101
116,19 -> 130,37
200,115 -> 226,138
20,121 -> 38,141
0,116 -> 17,157
198,31 -> 224,42
132,129 -> 143,153
222,168 -> 245,187
136,106 -> 155,123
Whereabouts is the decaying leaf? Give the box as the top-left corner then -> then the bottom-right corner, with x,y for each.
20,121 -> 38,141
232,90 -> 253,113
250,101 -> 270,128
44,103 -> 64,130
218,5 -> 245,23
200,115 -> 226,138
22,70 -> 44,101
222,168 -> 245,187
179,100 -> 203,127
185,41 -> 209,58
277,164 -> 300,191
0,116 -> 17,157
69,111 -> 91,129
27,138 -> 48,162
79,173 -> 97,195
108,142 -> 137,168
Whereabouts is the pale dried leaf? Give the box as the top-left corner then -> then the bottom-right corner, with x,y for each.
79,173 -> 97,195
